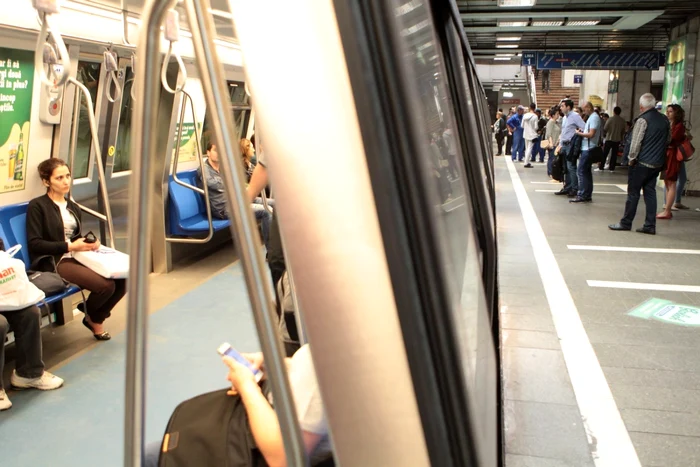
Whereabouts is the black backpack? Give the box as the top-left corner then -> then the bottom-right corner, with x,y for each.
158,388 -> 268,467
552,152 -> 566,182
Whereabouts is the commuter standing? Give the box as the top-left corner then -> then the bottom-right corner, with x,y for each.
494,111 -> 506,156
544,109 -> 562,179
505,107 -> 515,156
571,102 -> 601,203
609,94 -> 671,235
522,103 -> 539,168
600,106 -> 626,171
554,99 -> 585,197
657,104 -> 687,219
508,106 -> 525,162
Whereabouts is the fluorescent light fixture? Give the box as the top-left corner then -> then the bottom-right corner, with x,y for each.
497,0 -> 536,7
503,92 -> 514,97
498,21 -> 529,27
494,57 -> 512,61
497,44 -> 519,49
497,36 -> 522,41
566,19 -> 601,26
531,20 -> 564,27
496,54 -> 515,57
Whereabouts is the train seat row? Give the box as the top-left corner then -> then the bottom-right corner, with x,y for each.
168,169 -> 231,236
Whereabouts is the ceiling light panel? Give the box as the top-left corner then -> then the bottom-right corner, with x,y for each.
497,44 -> 519,48
498,21 -> 529,27
531,20 -> 564,27
497,36 -> 522,41
497,0 -> 536,7
566,20 -> 601,26
494,57 -> 512,61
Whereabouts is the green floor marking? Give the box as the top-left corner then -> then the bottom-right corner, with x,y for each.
628,298 -> 700,327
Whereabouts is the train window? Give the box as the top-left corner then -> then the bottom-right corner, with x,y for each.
114,67 -> 134,172
70,61 -> 102,179
201,82 -> 251,151
394,1 -> 487,392
228,81 -> 249,105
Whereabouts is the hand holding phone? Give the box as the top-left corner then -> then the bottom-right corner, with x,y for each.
218,343 -> 263,382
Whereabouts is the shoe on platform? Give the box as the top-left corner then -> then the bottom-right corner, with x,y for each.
636,227 -> 656,235
0,389 -> 11,410
608,223 -> 631,231
11,370 -> 64,391
674,203 -> 689,210
554,189 -> 569,195
656,212 -> 672,219
524,163 -> 533,168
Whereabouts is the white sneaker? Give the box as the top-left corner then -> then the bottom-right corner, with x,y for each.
0,389 -> 11,410
11,370 -> 64,391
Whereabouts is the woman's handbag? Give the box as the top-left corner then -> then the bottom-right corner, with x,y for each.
73,246 -> 129,279
0,245 -> 46,311
540,138 -> 552,150
676,137 -> 695,162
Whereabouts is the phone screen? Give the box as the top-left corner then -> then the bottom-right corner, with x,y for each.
217,343 -> 263,382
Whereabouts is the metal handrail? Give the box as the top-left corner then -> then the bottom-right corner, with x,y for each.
183,0 -> 307,465
167,90 -> 215,244
130,54 -> 137,101
121,0 -> 134,46
160,42 -> 188,94
66,77 -> 116,250
34,12 -> 70,87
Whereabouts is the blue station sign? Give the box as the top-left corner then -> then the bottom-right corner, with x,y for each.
522,51 -> 662,70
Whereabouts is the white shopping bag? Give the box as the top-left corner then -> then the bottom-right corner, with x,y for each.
0,245 -> 46,311
74,246 -> 129,279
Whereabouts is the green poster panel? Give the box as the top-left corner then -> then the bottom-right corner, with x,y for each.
628,298 -> 700,327
0,48 -> 35,193
662,38 -> 687,108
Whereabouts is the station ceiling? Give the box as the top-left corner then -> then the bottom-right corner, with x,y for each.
459,0 -> 700,62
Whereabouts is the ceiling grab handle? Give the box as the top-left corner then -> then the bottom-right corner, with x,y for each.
183,0 -> 308,465
66,77 -> 116,250
124,1 -> 179,465
104,49 -> 122,104
130,53 -> 137,101
160,9 -> 187,94
121,0 -> 133,46
33,1 -> 70,88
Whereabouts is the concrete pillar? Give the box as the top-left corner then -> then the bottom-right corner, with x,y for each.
615,70 -> 652,121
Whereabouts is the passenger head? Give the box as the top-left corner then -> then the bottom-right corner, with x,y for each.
614,106 -> 622,116
548,109 -> 558,119
666,104 -> 685,124
239,138 -> 254,160
517,105 -> 525,115
560,99 -> 574,115
249,133 -> 255,150
206,142 -> 219,164
38,158 -> 71,196
529,103 -> 537,112
583,102 -> 594,116
639,93 -> 656,112
576,106 -> 583,114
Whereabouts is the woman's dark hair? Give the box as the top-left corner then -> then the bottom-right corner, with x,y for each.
37,158 -> 69,184
667,104 -> 685,125
548,109 -> 557,118
249,133 -> 255,148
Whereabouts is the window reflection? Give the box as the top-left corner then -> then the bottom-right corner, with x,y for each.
71,61 -> 101,179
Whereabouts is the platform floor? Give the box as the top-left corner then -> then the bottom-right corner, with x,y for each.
497,156 -> 700,467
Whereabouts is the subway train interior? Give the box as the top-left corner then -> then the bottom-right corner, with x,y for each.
3,0 -> 699,466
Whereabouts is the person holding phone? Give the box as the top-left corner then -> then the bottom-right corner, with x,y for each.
26,158 -> 126,340
143,344 -> 331,467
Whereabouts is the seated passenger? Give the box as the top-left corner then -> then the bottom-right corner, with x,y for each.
198,141 -> 272,248
27,159 -> 126,341
143,344 -> 330,466
242,135 -> 275,209
1,241 -> 64,411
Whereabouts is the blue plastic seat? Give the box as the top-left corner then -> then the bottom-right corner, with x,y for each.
167,170 -> 231,236
0,202 -> 81,308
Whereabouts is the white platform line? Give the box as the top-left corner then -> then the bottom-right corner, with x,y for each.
535,189 -> 626,195
530,181 -> 621,187
505,157 -> 640,467
569,245 -> 700,255
615,184 -> 628,192
588,280 -> 700,293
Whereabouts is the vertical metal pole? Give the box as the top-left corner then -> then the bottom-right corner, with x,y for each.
124,1 -> 176,466
68,88 -> 80,195
183,0 -> 308,465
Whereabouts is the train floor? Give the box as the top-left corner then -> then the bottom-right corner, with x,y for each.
496,155 -> 700,467
0,244 -> 263,466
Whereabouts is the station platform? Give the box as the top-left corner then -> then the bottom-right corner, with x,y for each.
497,156 -> 700,467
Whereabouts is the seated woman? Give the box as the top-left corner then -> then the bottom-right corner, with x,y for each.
242,136 -> 275,210
26,158 -> 126,341
0,240 -> 64,411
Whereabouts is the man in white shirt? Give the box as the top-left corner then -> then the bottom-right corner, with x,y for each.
522,103 -> 540,168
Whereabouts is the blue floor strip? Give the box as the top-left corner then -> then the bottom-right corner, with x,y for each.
0,263 -> 260,466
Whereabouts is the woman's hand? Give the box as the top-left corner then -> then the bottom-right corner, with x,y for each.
91,239 -> 101,251
69,238 -> 95,252
223,352 -> 264,396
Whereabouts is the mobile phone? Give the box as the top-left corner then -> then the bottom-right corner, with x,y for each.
84,231 -> 97,244
217,343 -> 263,382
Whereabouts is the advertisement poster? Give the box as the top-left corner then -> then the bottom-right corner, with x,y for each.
663,38 -> 687,107
0,48 -> 34,193
171,121 -> 201,164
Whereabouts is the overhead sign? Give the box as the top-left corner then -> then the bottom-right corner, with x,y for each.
522,51 -> 662,70
628,298 -> 700,327
573,74 -> 583,84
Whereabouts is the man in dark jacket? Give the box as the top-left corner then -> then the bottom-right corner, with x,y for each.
609,94 -> 671,235
0,239 -> 64,411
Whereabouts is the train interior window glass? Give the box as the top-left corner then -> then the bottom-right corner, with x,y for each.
393,0 -> 489,395
114,67 -> 134,172
228,81 -> 249,105
71,60 -> 102,179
